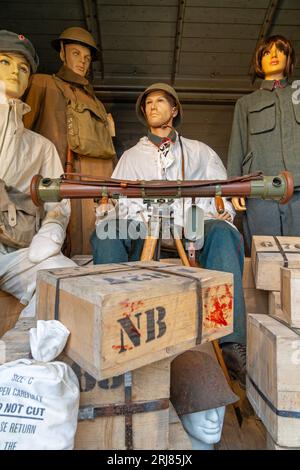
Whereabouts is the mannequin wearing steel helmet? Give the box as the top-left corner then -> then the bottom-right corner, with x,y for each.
23,27 -> 115,256
91,83 -> 247,388
170,351 -> 238,450
0,30 -> 76,318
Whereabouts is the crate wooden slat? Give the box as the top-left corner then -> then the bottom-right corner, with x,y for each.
247,314 -> 300,447
251,236 -> 300,291
281,268 -> 300,328
268,291 -> 283,318
0,290 -> 23,338
0,318 -> 34,364
36,261 -> 233,380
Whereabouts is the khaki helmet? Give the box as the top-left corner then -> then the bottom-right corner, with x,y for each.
136,82 -> 183,128
170,351 -> 238,416
51,27 -> 99,60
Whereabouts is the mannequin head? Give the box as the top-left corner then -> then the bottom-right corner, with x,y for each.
170,351 -> 238,450
136,83 -> 183,137
0,31 -> 38,101
181,406 -> 226,450
52,27 -> 98,78
254,35 -> 295,80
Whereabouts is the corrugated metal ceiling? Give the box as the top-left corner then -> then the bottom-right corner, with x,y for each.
1,0 -> 300,99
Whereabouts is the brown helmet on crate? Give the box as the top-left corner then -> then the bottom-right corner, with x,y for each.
170,350 -> 238,416
51,27 -> 99,60
136,82 -> 183,128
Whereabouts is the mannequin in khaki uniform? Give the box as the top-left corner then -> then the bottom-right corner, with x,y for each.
24,27 -> 115,255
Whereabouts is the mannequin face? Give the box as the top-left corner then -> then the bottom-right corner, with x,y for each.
181,406 -> 226,445
60,43 -> 91,77
0,52 -> 30,99
261,43 -> 287,80
144,90 -> 178,134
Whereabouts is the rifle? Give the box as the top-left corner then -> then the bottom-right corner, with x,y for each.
30,171 -> 294,206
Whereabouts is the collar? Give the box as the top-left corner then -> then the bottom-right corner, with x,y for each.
147,129 -> 177,147
260,77 -> 288,91
56,65 -> 94,95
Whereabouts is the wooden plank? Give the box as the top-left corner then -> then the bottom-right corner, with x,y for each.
244,288 -> 268,314
181,38 -> 257,53
247,314 -> 300,447
183,23 -> 260,39
98,5 -> 178,21
276,9 -> 300,25
0,291 -> 23,339
102,36 -> 174,51
1,20 -> 86,34
281,268 -> 300,328
103,51 -> 173,65
187,0 -> 269,6
252,236 -> 300,291
98,0 -> 178,4
180,52 -> 252,67
101,21 -> 175,37
268,291 -> 283,318
36,261 -> 234,380
184,7 -> 266,23
1,3 -> 83,19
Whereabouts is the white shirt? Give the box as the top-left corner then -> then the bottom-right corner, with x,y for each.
107,134 -> 235,227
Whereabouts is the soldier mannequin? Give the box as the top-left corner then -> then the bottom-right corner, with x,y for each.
0,30 -> 75,317
24,27 -> 115,255
170,351 -> 238,450
227,35 -> 300,253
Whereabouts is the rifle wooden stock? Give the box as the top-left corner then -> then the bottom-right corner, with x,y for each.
30,171 -> 294,206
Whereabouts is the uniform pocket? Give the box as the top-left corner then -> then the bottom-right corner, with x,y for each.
248,101 -> 276,134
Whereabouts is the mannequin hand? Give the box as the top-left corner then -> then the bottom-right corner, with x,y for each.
209,211 -> 233,222
231,197 -> 246,211
28,223 -> 65,264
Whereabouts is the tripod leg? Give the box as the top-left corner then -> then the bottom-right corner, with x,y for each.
174,237 -> 243,427
140,236 -> 158,262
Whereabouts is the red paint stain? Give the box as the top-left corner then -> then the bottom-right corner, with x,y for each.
208,298 -> 228,326
112,345 -> 133,351
120,299 -> 144,313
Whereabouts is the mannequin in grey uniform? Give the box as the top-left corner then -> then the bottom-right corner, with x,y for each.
170,350 -> 238,450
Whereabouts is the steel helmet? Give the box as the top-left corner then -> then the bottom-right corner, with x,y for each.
136,82 -> 183,128
0,30 -> 39,73
51,27 -> 99,60
170,351 -> 238,416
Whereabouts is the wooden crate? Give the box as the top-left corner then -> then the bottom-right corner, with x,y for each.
251,236 -> 300,291
243,257 -> 268,314
247,314 -> 300,447
281,268 -> 300,328
0,318 -> 170,450
266,432 -> 300,450
0,318 -> 34,365
59,354 -> 171,450
0,290 -> 23,338
268,291 -> 283,318
36,261 -> 233,380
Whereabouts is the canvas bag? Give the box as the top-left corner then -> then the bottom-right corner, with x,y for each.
53,75 -> 115,159
0,320 -> 80,450
0,179 -> 43,249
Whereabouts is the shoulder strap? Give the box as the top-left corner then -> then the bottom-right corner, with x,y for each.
178,134 -> 185,181
52,74 -> 77,103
